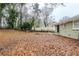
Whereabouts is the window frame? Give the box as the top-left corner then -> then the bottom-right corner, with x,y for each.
72,20 -> 79,30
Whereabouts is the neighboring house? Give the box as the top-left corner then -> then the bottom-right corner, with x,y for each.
32,21 -> 56,32
32,26 -> 55,32
55,15 -> 79,39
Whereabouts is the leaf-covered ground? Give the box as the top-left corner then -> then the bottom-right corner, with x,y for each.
0,30 -> 79,56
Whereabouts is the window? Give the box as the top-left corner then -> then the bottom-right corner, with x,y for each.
62,24 -> 65,29
73,20 -> 79,30
74,21 -> 79,28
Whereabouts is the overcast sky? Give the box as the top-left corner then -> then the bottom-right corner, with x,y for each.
53,3 -> 79,22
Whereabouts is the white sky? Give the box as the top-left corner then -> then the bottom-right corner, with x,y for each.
26,3 -> 79,22
53,3 -> 79,22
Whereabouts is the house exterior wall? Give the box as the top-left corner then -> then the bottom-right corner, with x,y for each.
59,21 -> 79,39
54,25 -> 57,32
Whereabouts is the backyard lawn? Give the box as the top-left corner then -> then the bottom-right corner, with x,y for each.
0,30 -> 79,56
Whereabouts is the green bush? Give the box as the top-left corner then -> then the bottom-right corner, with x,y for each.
21,22 -> 32,31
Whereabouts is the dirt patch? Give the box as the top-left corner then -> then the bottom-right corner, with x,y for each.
0,30 -> 79,56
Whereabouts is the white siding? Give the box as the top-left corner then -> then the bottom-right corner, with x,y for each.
74,21 -> 79,28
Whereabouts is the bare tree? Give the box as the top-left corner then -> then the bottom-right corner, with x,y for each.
41,3 -> 64,27
0,3 -> 8,28
32,3 -> 41,27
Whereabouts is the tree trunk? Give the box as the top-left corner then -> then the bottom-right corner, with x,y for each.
0,12 -> 2,28
20,4 -> 22,26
